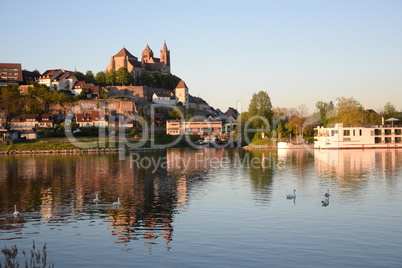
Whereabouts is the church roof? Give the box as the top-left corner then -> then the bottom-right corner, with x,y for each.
113,48 -> 137,59
143,62 -> 165,72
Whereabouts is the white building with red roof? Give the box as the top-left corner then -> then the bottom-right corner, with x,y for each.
38,69 -> 78,93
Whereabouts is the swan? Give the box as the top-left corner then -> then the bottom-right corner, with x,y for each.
321,198 -> 329,207
286,190 -> 296,199
13,204 -> 20,217
93,194 -> 100,203
113,198 -> 121,206
324,189 -> 330,197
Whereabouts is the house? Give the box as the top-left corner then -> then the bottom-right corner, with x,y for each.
166,119 -> 223,136
72,81 -> 100,97
9,114 -> 54,131
38,69 -> 77,93
0,63 -> 23,85
152,92 -> 176,105
224,107 -> 240,120
75,111 -> 109,128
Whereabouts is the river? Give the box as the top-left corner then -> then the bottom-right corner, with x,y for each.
1,148 -> 401,267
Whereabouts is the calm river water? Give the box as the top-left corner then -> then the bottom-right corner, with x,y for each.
1,148 -> 402,267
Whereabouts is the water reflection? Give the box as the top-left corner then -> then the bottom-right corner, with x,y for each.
1,148 -> 401,252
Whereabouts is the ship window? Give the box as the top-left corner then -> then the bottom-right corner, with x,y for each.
395,129 -> 401,135
396,137 -> 401,143
385,137 -> 392,143
343,130 -> 350,136
374,129 -> 381,135
359,129 -> 362,136
385,129 -> 391,135
353,130 -> 355,136
375,137 -> 382,144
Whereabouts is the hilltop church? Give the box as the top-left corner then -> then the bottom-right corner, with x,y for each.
106,42 -> 170,85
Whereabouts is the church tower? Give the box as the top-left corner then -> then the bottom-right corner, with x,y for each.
142,44 -> 154,63
160,41 -> 170,68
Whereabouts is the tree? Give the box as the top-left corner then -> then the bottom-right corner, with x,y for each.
105,69 -> 117,85
331,97 -> 366,126
379,102 -> 399,120
315,101 -> 335,126
73,71 -> 85,81
85,70 -> 95,84
247,91 -> 273,132
95,71 -> 106,85
116,67 -> 131,85
0,86 -> 23,127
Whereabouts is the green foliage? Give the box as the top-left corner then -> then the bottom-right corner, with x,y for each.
73,71 -> 85,81
140,71 -> 181,89
116,67 -> 132,85
380,102 -> 399,120
331,97 -> 366,126
85,70 -> 95,84
106,69 -> 117,85
315,101 -> 334,126
95,71 -> 106,85
247,91 -> 273,131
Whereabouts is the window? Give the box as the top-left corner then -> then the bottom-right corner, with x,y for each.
385,137 -> 392,143
375,129 -> 381,135
343,130 -> 350,136
385,129 -> 391,135
353,130 -> 355,136
395,137 -> 401,143
375,137 -> 382,144
395,129 -> 401,135
359,129 -> 362,136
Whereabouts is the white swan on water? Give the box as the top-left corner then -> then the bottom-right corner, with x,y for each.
113,198 -> 121,206
324,189 -> 330,197
93,194 -> 100,203
321,198 -> 329,207
13,204 -> 20,217
286,190 -> 296,199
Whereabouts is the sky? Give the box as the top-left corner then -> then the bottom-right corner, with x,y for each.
1,0 -> 401,114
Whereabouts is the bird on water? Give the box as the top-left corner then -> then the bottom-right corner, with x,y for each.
286,190 -> 296,199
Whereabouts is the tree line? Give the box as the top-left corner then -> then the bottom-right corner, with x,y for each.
73,68 -> 181,89
237,91 -> 401,143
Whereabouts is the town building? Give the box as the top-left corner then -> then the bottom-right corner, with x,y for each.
9,114 -> 54,131
152,92 -> 176,105
0,63 -> 23,85
166,119 -> 223,136
72,81 -> 100,97
75,111 -> 109,128
38,69 -> 78,93
106,42 -> 170,85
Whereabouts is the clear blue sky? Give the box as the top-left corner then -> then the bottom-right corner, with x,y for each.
1,0 -> 401,114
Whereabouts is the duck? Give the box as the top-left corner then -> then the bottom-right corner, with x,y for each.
321,198 -> 329,207
13,204 -> 20,217
113,198 -> 121,206
93,194 -> 100,203
324,189 -> 330,197
286,190 -> 296,199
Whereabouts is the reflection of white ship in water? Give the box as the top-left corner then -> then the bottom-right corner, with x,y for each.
314,149 -> 402,178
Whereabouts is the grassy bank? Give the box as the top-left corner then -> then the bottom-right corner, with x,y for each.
0,134 -> 200,151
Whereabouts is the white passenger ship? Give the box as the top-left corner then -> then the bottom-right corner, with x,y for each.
314,123 -> 402,149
